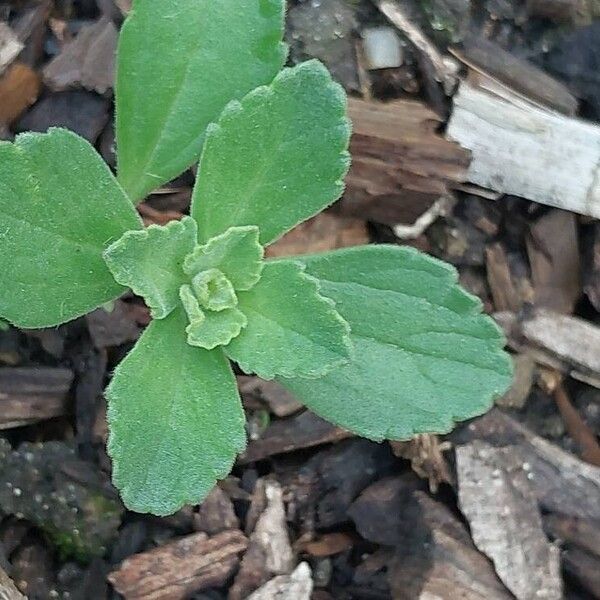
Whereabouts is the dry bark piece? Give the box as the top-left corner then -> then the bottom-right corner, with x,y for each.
229,480 -> 294,600
43,17 -> 118,94
193,485 -> 239,536
388,491 -> 512,599
239,411 -> 352,464
86,301 -> 140,349
0,23 -> 24,75
496,354 -> 536,410
584,222 -> 600,311
526,209 -> 581,314
238,377 -> 303,418
0,367 -> 73,429
453,408 -> 600,520
497,309 -> 600,389
447,79 -> 600,218
17,90 -> 110,143
265,212 -> 368,258
108,530 -> 248,600
450,34 -> 578,115
0,566 -> 26,600
0,62 -> 40,126
456,441 -> 562,600
297,532 -> 356,557
247,562 -> 313,600
341,97 -> 470,226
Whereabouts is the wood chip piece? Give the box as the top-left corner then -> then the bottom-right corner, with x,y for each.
238,377 -> 303,418
247,563 -> 313,600
0,62 -> 40,126
0,565 -> 26,600
193,486 -> 239,536
265,212 -> 368,258
43,17 -> 117,94
0,23 -> 24,75
453,408 -> 600,520
108,530 -> 248,600
456,441 -> 562,600
447,80 -> 600,218
388,491 -> 512,599
239,411 -> 352,464
0,367 -> 73,429
229,479 -> 294,600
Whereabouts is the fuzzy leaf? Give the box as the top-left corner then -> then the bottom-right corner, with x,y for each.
104,217 -> 197,319
180,285 -> 247,350
184,226 -> 264,291
0,129 -> 142,329
192,61 -> 351,245
277,246 -> 513,441
107,307 -> 246,515
224,261 -> 352,379
116,0 -> 287,201
190,269 -> 238,312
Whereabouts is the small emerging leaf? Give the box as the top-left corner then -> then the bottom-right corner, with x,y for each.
192,60 -> 351,245
184,226 -> 264,291
224,261 -> 352,379
116,0 -> 287,201
103,217 -> 197,319
0,128 -> 142,328
107,307 -> 246,515
191,269 -> 238,311
180,284 -> 247,349
277,246 -> 513,440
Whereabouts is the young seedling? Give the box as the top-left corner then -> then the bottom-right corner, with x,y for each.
0,0 -> 512,515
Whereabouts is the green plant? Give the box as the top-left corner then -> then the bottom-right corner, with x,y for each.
0,0 -> 512,515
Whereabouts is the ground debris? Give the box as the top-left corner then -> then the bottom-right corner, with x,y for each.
229,479 -> 294,600
108,530 -> 248,600
43,17 -> 117,94
193,486 -> 239,536
0,62 -> 40,126
247,562 -> 313,600
0,23 -> 23,75
453,409 -> 600,520
456,441 -> 562,600
0,367 -> 73,430
0,439 -> 123,562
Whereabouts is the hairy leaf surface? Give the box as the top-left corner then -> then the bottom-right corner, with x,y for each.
277,246 -> 513,440
107,308 -> 246,515
116,0 -> 287,201
184,226 -> 264,291
104,217 -> 197,319
224,261 -> 352,379
0,129 -> 142,328
192,61 -> 351,245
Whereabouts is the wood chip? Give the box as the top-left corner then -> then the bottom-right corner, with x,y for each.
193,486 -> 239,536
450,34 -> 578,115
43,17 -> 117,94
238,377 -> 303,418
453,408 -> 600,520
456,442 -> 562,600
388,491 -> 512,599
342,97 -> 470,226
527,209 -> 581,314
229,480 -> 294,600
0,367 -> 73,429
265,212 -> 368,258
497,309 -> 600,388
86,301 -> 140,349
297,532 -> 356,557
0,23 -> 24,75
486,243 -> 532,313
108,530 -> 248,600
0,62 -> 40,126
247,563 -> 313,600
239,411 -> 352,464
447,80 -> 600,218
0,566 -> 26,600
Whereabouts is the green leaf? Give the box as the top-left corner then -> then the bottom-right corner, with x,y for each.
116,0 -> 287,202
107,307 -> 246,515
184,226 -> 264,291
104,217 -> 197,319
190,269 -> 237,312
224,261 -> 352,380
0,128 -> 142,329
180,285 -> 247,350
277,246 -> 513,441
192,61 -> 351,245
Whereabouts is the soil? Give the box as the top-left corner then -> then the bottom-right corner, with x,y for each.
1,1 -> 600,599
